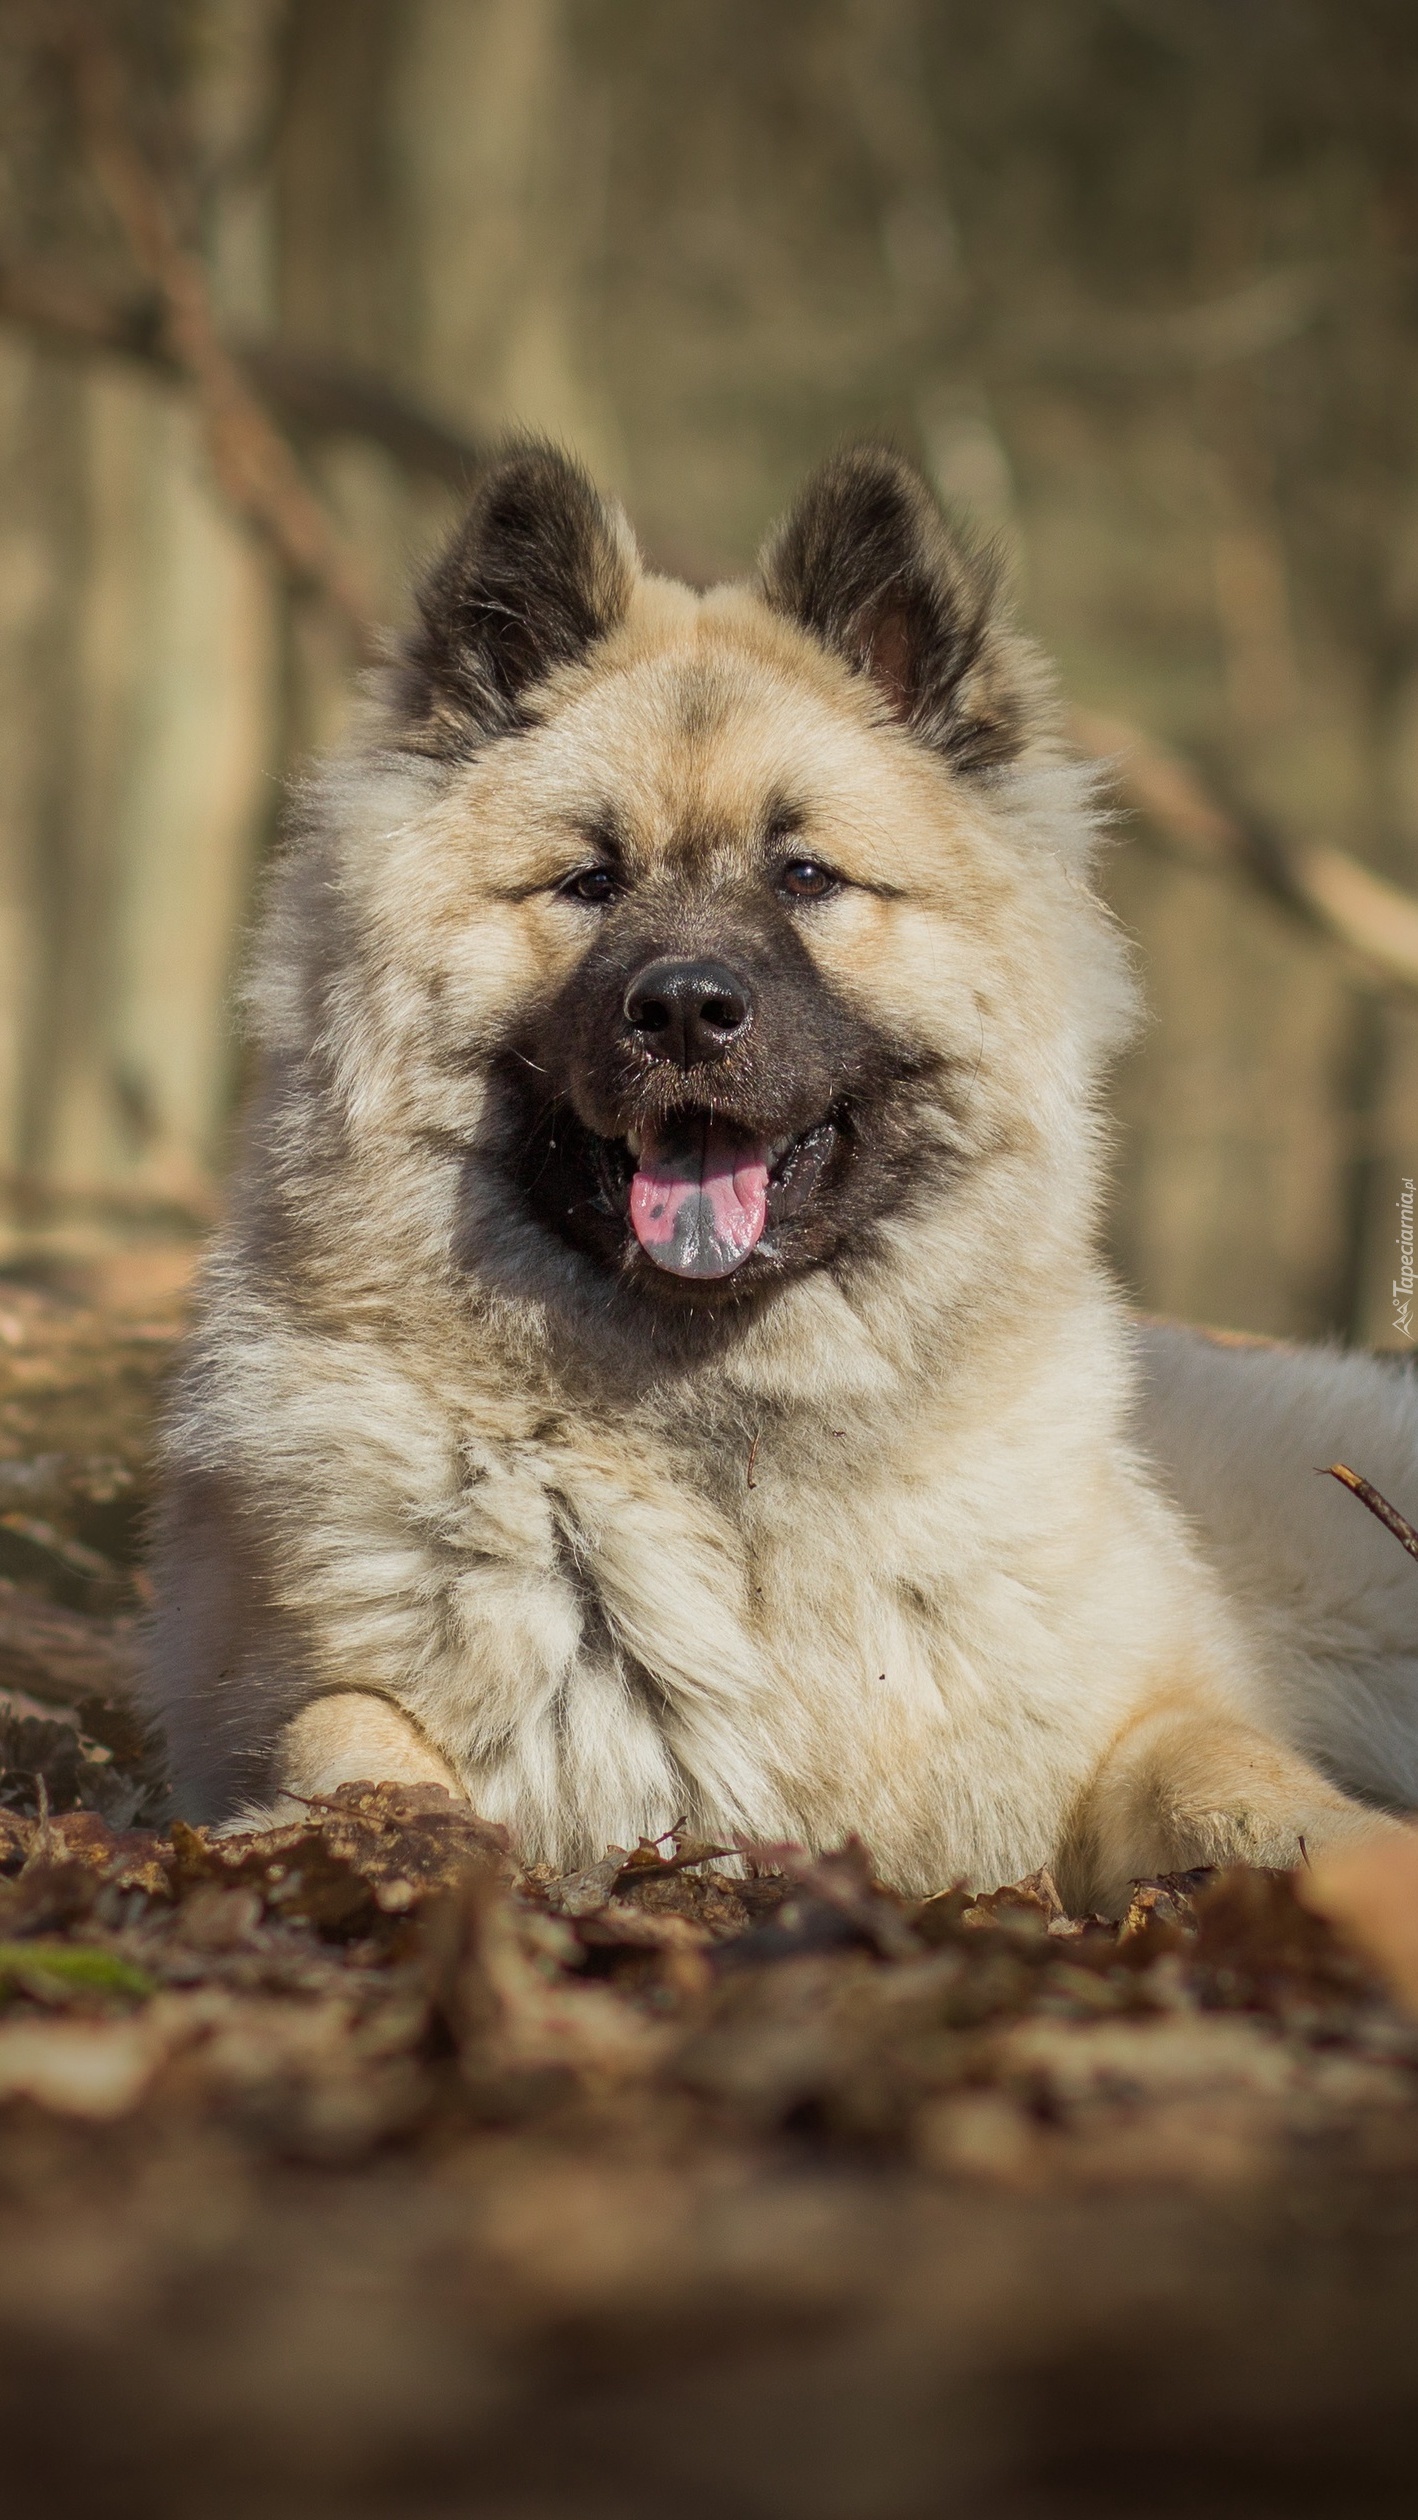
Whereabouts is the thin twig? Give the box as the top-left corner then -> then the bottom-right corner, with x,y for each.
746,1432 -> 760,1490
67,25 -> 375,644
618,1844 -> 735,1884
1322,1462 -> 1418,1566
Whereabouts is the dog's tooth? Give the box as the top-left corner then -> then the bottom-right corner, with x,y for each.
625,1130 -> 642,1159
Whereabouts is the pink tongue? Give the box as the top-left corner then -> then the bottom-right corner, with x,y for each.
629,1117 -> 771,1278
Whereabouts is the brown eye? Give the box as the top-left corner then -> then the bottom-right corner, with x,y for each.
560,865 -> 620,906
778,859 -> 838,902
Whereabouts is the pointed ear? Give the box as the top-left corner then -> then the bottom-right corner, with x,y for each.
396,441 -> 637,748
757,447 -> 1035,772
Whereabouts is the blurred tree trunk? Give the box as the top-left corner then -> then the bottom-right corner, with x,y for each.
275,0 -> 621,752
0,0 -> 281,1242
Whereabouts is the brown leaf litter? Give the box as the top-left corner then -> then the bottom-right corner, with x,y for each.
3,1264 -> 1418,2514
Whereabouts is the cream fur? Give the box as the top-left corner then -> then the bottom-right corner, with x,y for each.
149,543 -> 1416,1909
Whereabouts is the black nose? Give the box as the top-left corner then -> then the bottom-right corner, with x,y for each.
622,957 -> 753,1066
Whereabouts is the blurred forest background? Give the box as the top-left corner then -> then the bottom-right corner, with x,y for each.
2,0 -> 1418,1343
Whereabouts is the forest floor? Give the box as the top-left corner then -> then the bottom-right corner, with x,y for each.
3,1253 -> 1418,2518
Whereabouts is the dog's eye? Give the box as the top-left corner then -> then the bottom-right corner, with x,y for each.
559,866 -> 620,906
778,859 -> 839,903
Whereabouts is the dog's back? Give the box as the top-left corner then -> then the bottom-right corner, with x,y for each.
1136,1322 -> 1418,1810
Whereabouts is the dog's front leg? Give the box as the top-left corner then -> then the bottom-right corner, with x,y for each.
1059,1699 -> 1395,1916
219,1691 -> 465,1833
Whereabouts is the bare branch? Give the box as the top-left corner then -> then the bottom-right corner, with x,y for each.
66,25 -> 376,646
1076,710 -> 1418,996
0,252 -> 168,365
238,343 -> 485,492
0,252 -> 487,491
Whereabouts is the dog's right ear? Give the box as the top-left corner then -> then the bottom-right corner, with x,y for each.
395,441 -> 637,750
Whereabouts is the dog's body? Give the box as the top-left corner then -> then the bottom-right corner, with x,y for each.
150,443 -> 1418,1909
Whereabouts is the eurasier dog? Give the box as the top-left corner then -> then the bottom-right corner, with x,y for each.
151,440 -> 1418,1909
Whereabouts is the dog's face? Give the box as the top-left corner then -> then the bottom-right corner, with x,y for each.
322,445 -> 1130,1324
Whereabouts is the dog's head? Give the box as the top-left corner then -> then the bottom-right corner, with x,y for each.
293,442 -> 1134,1328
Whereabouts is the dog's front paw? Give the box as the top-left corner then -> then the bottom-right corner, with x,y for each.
275,1692 -> 465,1806
204,1791 -> 314,1840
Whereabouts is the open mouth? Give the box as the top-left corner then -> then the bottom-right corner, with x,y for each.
615,1113 -> 838,1281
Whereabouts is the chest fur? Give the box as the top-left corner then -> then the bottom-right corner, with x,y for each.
406,1417 -> 1124,1882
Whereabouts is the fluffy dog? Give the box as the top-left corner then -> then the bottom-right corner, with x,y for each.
150,440 -> 1418,1909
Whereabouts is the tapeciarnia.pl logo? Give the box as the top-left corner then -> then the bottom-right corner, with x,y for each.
1394,1176 -> 1415,1341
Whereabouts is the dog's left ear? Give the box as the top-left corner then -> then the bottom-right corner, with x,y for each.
757,447 -> 1034,772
